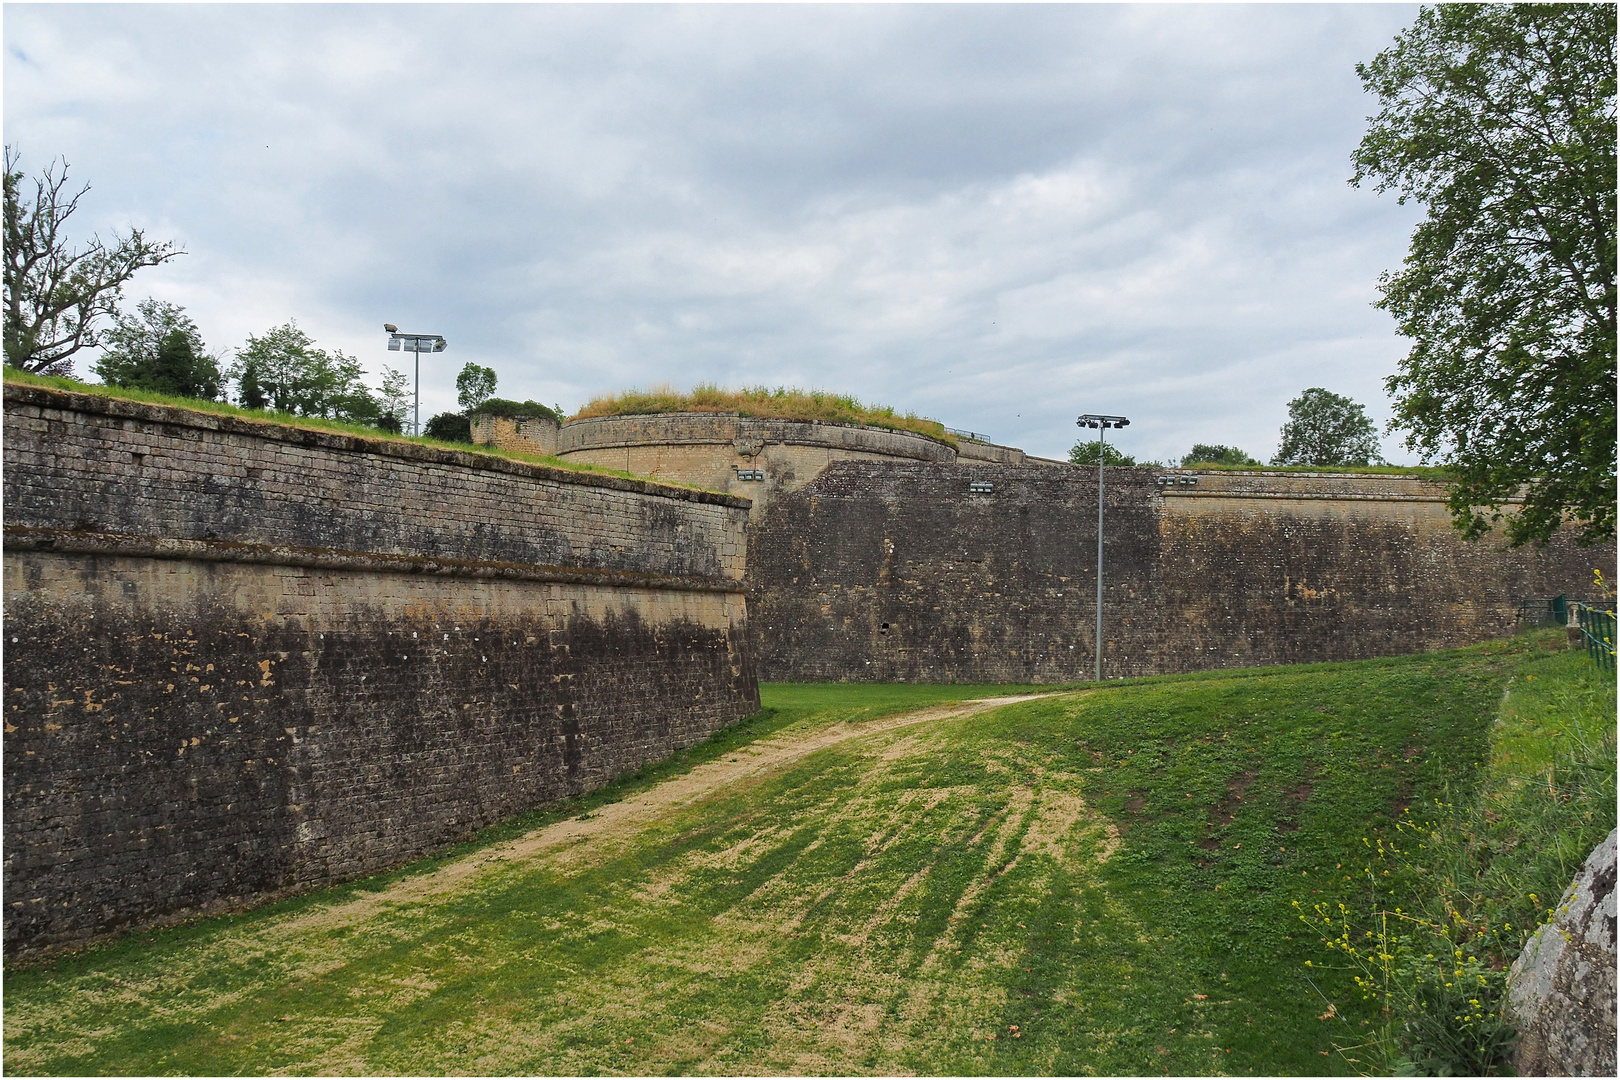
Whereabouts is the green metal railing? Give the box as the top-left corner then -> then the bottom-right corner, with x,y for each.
1516,595 -> 1573,628
1571,601 -> 1617,673
1514,596 -> 1615,672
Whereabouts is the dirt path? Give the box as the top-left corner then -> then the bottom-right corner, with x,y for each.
276,692 -> 1073,938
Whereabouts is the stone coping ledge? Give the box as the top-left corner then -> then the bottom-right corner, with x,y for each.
558,411 -> 956,461
1159,467 -> 1450,481
4,527 -> 746,594
1157,467 -> 1528,504
4,384 -> 751,511
1163,490 -> 1458,504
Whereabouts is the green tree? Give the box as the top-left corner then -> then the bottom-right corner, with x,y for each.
476,398 -> 561,422
1069,440 -> 1136,467
3,148 -> 181,374
375,366 -> 410,434
1355,5 -> 1616,545
1272,388 -> 1384,467
1182,444 -> 1261,467
424,411 -> 472,444
229,321 -> 380,423
455,362 -> 498,412
93,298 -> 221,400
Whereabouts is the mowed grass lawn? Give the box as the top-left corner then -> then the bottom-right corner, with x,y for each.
3,644 -> 1544,1076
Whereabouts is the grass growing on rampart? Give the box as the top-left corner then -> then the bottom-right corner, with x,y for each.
3,640 -> 1593,1075
1295,634 -> 1615,1074
0,368 -> 706,492
571,382 -> 953,443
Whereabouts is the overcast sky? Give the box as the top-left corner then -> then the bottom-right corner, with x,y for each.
5,3 -> 1428,463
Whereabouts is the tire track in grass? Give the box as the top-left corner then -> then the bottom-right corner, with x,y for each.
275,693 -> 1070,942
4,691 -> 1085,1077
425,696 -> 1110,1076
308,693 -> 1080,1075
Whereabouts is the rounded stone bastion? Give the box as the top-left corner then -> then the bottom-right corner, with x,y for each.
477,411 -> 963,519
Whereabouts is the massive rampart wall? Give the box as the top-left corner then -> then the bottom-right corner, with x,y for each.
749,461 -> 1608,683
2,385 -> 757,954
553,413 -> 956,521
750,463 -> 1161,682
1154,470 -> 1581,671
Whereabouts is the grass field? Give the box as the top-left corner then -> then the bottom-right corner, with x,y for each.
1,640 -> 1595,1076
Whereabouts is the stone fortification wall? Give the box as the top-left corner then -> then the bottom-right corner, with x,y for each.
3,385 -> 757,954
953,439 -> 1025,465
749,462 -> 1608,683
749,462 -> 1162,682
1152,470 -> 1599,671
551,413 -> 956,521
470,412 -> 560,456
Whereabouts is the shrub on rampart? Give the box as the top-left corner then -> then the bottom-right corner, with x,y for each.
478,398 -> 560,422
571,383 -> 950,442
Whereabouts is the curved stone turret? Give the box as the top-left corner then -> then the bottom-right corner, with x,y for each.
552,412 -> 958,518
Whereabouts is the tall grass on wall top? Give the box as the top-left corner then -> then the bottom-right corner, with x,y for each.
572,383 -> 952,443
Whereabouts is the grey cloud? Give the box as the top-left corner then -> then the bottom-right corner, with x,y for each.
5,3 -> 1424,463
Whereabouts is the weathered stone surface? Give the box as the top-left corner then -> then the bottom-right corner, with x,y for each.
557,412 -> 957,522
3,385 -> 757,955
471,412 -> 560,456
749,461 -> 1161,683
551,410 -> 1608,683
1508,827 -> 1618,1076
746,460 -> 1607,683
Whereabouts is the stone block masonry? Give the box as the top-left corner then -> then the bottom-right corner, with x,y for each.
1155,471 -> 1605,672
749,461 -> 1609,683
3,385 -> 757,955
749,462 -> 1163,683
551,413 -> 957,524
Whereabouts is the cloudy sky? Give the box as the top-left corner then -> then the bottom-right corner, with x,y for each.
5,3 -> 1428,463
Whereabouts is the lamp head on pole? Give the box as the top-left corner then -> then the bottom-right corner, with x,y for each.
385,329 -> 448,353
1077,414 -> 1130,430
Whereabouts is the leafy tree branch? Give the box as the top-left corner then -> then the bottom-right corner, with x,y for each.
1355,5 -> 1616,545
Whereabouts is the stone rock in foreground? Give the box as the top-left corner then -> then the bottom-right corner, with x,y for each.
1508,827 -> 1617,1076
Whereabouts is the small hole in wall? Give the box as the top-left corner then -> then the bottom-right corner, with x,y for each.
880,623 -> 890,634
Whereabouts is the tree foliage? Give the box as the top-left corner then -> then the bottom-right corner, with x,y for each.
1272,388 -> 1384,467
1355,4 -> 1616,545
229,321 -> 379,423
424,411 -> 472,444
93,298 -> 221,400
1182,444 -> 1261,468
3,147 -> 181,374
1068,439 -> 1136,467
476,398 -> 561,422
455,362 -> 498,413
375,366 -> 410,434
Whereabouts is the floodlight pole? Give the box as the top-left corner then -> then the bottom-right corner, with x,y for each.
1078,413 -> 1129,683
1096,425 -> 1105,683
384,328 -> 447,437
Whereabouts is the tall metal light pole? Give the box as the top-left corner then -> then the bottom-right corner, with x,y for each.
384,326 -> 447,436
1077,413 -> 1129,683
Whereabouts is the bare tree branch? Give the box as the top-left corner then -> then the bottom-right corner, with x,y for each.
3,146 -> 183,373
